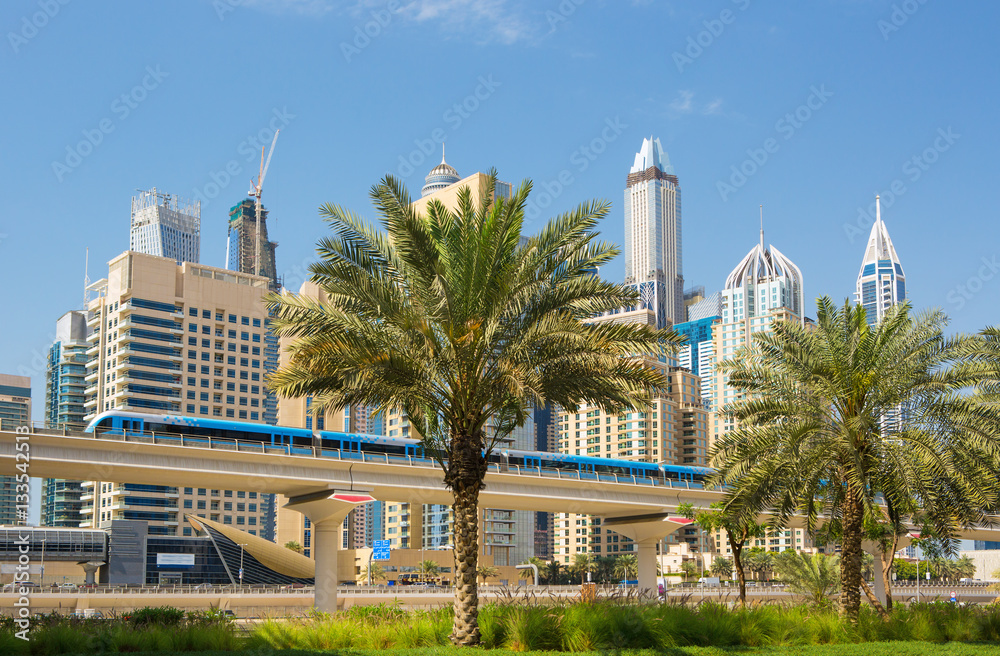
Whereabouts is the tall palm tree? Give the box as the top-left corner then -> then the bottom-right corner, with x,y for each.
360,563 -> 386,584
613,553 -> 638,581
710,556 -> 733,579
476,565 -> 499,586
711,297 -> 998,621
545,560 -> 563,585
267,173 -> 679,645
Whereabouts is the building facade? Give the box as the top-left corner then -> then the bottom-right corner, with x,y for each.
227,199 -> 279,288
129,188 -> 201,265
80,251 -> 273,538
623,137 -> 683,327
855,196 -> 906,324
0,374 -> 31,526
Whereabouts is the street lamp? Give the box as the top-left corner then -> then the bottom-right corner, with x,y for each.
39,536 -> 46,587
237,543 -> 248,587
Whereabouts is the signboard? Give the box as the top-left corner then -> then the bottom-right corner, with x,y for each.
373,539 -> 391,561
156,553 -> 195,567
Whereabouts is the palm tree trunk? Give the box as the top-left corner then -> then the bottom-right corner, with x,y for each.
451,479 -> 481,646
840,484 -> 864,621
731,535 -> 747,607
880,541 -> 896,612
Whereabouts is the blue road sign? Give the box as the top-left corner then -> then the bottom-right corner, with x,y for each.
373,540 -> 390,549
373,548 -> 391,561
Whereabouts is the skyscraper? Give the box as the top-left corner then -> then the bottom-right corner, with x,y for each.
130,188 -> 201,264
0,373 -> 31,526
81,251 -> 274,538
43,311 -> 89,527
227,199 -> 279,289
855,196 -> 906,324
624,137 -> 683,327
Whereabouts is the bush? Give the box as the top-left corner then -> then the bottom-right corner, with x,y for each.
127,605 -> 186,627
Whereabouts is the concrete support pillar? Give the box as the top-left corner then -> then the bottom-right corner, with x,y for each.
636,539 -> 659,596
602,513 -> 696,600
312,520 -> 341,614
284,489 -> 374,614
79,561 -> 104,586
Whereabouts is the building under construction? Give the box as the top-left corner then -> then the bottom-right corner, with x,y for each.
226,199 -> 279,290
130,188 -> 201,264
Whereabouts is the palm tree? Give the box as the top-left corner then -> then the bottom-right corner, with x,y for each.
775,551 -> 840,606
267,173 -> 680,645
545,560 -> 563,585
573,553 -> 597,584
360,563 -> 386,584
680,560 -> 699,582
712,298 -> 997,621
476,565 -> 499,586
614,553 -> 638,582
517,557 -> 544,584
744,549 -> 775,582
418,559 -> 440,583
711,556 -> 734,579
283,541 -> 302,553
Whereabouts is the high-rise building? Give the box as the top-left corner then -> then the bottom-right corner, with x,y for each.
554,362 -> 711,564
674,316 -> 720,410
0,374 -> 31,525
420,147 -> 461,197
227,200 -> 279,288
855,196 -> 906,324
130,188 -> 200,264
226,199 -> 281,428
81,251 -> 273,538
42,311 -> 89,527
623,137 -> 683,327
708,231 -> 804,446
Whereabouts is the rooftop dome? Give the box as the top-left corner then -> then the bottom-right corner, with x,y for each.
421,145 -> 460,197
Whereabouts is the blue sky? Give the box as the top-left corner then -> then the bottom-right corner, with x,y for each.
2,0 -> 998,418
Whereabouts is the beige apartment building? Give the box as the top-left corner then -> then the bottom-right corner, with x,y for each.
80,251 -> 273,538
554,356 -> 712,565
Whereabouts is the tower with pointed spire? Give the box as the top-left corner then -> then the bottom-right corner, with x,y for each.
855,196 -> 906,324
421,145 -> 461,197
624,136 -> 683,327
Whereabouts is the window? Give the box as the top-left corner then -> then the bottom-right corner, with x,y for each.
241,332 -> 249,341
188,324 -> 197,333
186,404 -> 195,413
189,308 -> 198,317
197,500 -> 206,509
200,392 -> 209,401
187,391 -> 195,400
228,314 -> 236,323
187,364 -> 196,372
241,316 -> 250,325
202,325 -> 210,334
183,500 -> 192,509
202,309 -> 211,319
200,365 -> 209,375
187,337 -> 197,346
252,318 -> 261,327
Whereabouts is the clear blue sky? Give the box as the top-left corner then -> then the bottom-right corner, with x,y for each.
2,0 -> 999,418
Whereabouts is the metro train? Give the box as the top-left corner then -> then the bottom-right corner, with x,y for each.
85,410 -> 713,485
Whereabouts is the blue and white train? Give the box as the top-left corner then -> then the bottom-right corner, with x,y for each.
85,410 -> 713,486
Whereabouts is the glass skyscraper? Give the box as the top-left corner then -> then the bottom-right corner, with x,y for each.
129,188 -> 201,264
855,196 -> 906,324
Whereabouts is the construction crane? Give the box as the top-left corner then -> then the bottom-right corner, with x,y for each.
249,130 -> 279,278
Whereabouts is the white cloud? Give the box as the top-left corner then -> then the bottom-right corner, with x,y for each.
667,90 -> 726,118
669,90 -> 695,115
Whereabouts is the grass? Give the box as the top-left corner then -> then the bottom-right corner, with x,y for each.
6,601 -> 1000,653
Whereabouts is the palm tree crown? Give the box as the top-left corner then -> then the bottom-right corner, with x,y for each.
267,172 -> 680,645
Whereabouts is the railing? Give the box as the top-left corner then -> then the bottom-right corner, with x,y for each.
1,421 -> 710,492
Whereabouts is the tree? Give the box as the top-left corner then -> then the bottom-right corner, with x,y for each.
614,553 -> 638,581
419,559 -> 440,583
680,560 -> 699,582
744,548 -> 775,582
775,551 -> 840,606
284,541 -> 302,553
518,557 -> 544,583
267,173 -> 681,645
545,560 -> 563,585
360,563 -> 386,584
711,556 -> 733,579
711,298 -> 998,621
573,553 -> 597,584
476,565 -> 499,585
679,501 -> 765,606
